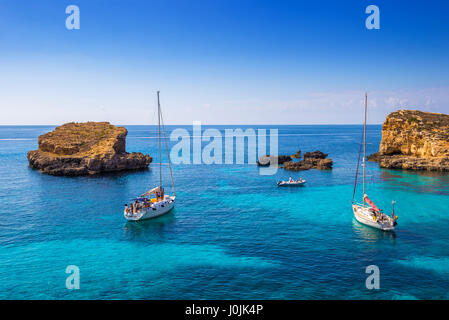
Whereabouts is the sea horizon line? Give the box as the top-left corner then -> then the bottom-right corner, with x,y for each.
0,123 -> 383,126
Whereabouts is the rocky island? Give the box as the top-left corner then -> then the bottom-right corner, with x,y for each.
27,122 -> 152,176
257,155 -> 292,167
257,150 -> 333,171
283,150 -> 333,171
368,110 -> 449,172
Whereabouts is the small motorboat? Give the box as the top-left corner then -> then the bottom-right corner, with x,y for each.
277,179 -> 306,187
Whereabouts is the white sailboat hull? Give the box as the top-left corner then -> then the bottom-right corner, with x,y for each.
124,196 -> 175,221
352,204 -> 395,231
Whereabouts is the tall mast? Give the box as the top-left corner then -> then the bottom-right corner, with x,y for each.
363,92 -> 367,207
159,104 -> 176,197
157,91 -> 162,187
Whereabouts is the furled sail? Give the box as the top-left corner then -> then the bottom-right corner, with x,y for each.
363,194 -> 380,212
142,186 -> 161,197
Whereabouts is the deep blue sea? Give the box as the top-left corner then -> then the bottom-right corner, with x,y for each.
0,125 -> 448,299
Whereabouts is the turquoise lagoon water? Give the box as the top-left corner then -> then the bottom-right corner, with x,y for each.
0,125 -> 448,299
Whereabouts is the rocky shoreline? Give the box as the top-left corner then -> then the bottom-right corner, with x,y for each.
368,110 -> 449,172
27,122 -> 152,176
368,152 -> 449,171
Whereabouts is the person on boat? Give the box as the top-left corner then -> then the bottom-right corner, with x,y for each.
289,177 -> 293,182
160,187 -> 165,200
299,177 -> 303,183
124,204 -> 129,216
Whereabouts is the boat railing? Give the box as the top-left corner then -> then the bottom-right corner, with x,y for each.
352,202 -> 365,207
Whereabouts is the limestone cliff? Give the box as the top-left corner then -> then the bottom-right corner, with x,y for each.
368,110 -> 449,171
27,122 -> 152,175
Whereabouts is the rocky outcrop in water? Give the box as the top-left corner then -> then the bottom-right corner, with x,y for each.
291,150 -> 302,159
257,155 -> 292,166
368,110 -> 449,172
257,150 -> 332,171
27,122 -> 152,176
283,150 -> 333,171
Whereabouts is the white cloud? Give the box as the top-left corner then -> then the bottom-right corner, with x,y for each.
229,86 -> 449,124
1,85 -> 448,125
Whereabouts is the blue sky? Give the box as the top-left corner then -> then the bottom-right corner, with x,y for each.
0,0 -> 448,124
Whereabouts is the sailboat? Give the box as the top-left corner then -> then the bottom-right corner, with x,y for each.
124,91 -> 176,221
351,93 -> 398,231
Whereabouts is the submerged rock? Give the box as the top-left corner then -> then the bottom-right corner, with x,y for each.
27,122 -> 152,176
368,110 -> 449,172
